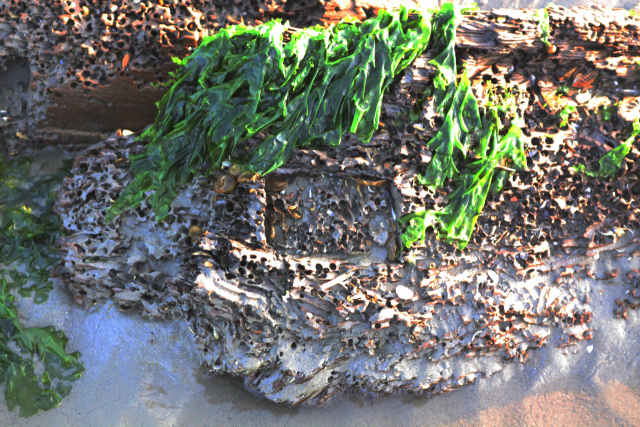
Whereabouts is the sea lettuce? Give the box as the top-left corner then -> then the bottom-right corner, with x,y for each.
402,118 -> 527,250
398,210 -> 439,248
574,117 -> 640,178
417,68 -> 481,189
0,155 -> 83,417
403,75 -> 527,250
417,4 -> 481,190
106,7 -> 432,223
0,278 -> 84,417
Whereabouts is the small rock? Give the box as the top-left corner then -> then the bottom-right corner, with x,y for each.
587,345 -> 593,353
396,285 -> 414,300
575,92 -> 592,104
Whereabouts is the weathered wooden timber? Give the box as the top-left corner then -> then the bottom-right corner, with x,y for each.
1,2 -> 640,150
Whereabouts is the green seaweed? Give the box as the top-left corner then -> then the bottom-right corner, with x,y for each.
535,6 -> 551,49
402,58 -> 527,250
401,104 -> 527,250
398,210 -> 439,248
0,155 -> 83,417
573,118 -> 640,178
598,103 -> 617,122
0,277 -> 84,417
106,7 -> 432,223
101,2 -> 520,250
417,4 -> 481,190
417,67 -> 481,189
0,156 -> 70,303
557,105 -> 576,128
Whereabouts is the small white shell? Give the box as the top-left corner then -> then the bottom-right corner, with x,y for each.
395,285 -> 414,300
575,92 -> 592,104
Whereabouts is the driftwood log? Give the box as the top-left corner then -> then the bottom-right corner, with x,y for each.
1,2 -> 640,148
4,1 -> 640,404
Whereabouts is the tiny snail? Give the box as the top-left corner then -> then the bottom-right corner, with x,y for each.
189,225 -> 203,244
189,225 -> 202,238
237,171 -> 259,183
547,44 -> 557,54
213,175 -> 237,194
229,164 -> 243,177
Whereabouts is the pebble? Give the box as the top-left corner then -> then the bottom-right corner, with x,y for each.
575,92 -> 592,104
395,285 -> 414,300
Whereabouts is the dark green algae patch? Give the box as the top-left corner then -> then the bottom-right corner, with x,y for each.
0,155 -> 84,417
105,6 -> 433,224
103,2 -> 532,252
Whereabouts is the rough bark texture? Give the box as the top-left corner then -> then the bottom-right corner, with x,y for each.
1,2 -> 640,149
4,1 -> 640,405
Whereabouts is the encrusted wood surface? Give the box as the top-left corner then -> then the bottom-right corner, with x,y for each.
1,2 -> 640,150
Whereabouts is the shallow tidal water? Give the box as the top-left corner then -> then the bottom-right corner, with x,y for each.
3,0 -> 640,425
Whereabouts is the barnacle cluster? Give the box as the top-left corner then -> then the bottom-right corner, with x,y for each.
55,121 -> 630,405
265,174 -> 400,259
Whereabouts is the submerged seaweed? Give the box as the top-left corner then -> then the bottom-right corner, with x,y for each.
0,155 -> 84,417
0,278 -> 84,417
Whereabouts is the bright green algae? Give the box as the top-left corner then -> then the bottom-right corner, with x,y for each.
574,117 -> 640,178
107,2 -> 638,252
104,3 -> 526,251
105,7 -> 432,223
0,155 -> 84,417
401,75 -> 528,250
400,3 -> 527,250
